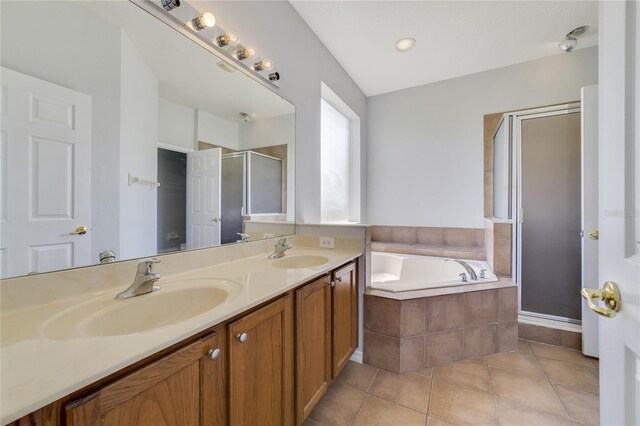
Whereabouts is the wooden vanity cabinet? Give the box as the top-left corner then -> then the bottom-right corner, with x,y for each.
295,275 -> 332,424
65,328 -> 226,426
228,295 -> 294,426
331,261 -> 358,378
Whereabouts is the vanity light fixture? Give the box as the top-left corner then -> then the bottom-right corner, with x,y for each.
268,72 -> 280,82
559,26 -> 589,52
161,0 -> 180,12
396,37 -> 416,52
236,47 -> 255,61
252,59 -> 272,72
191,12 -> 216,31
216,32 -> 237,47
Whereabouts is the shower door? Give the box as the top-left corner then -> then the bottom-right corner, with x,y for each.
516,105 -> 582,322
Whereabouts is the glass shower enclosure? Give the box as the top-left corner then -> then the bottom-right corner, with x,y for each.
220,151 -> 283,244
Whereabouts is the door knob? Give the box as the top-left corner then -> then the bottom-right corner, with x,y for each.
208,348 -> 221,360
588,230 -> 599,240
237,332 -> 248,343
69,226 -> 88,235
581,281 -> 621,318
210,217 -> 221,222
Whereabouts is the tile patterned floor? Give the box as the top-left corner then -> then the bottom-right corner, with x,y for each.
305,340 -> 599,426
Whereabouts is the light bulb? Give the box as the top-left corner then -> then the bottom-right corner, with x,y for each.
253,59 -> 272,72
161,0 -> 180,11
216,32 -> 237,47
559,36 -> 577,52
236,47 -> 255,61
268,72 -> 280,82
396,37 -> 416,52
192,12 -> 215,30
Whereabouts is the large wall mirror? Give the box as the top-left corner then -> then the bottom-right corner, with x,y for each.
0,1 -> 295,279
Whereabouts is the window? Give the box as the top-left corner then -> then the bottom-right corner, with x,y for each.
320,83 -> 360,223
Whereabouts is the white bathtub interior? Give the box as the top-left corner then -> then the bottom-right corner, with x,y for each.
370,252 -> 498,292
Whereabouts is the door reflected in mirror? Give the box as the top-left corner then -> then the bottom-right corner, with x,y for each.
0,1 -> 295,279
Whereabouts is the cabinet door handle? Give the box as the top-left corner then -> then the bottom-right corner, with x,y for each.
237,333 -> 248,343
208,348 -> 221,360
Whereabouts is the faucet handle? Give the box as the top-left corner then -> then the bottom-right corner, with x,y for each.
480,269 -> 487,279
459,272 -> 468,282
137,258 -> 161,275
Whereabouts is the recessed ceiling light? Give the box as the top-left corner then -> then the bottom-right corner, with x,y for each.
396,37 -> 416,52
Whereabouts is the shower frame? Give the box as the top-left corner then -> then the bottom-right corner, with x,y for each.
507,102 -> 583,329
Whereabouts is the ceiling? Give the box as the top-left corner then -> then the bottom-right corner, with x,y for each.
290,1 -> 598,96
84,2 -> 294,123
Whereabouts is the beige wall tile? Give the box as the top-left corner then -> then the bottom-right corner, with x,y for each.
400,299 -> 426,337
416,227 -> 444,247
497,287 -> 518,321
464,325 -> 498,358
425,329 -> 463,367
443,228 -> 473,248
493,237 -> 512,276
463,290 -> 498,326
498,321 -> 519,352
518,323 -> 563,346
364,331 -> 400,372
425,294 -> 463,333
442,249 -> 475,260
562,331 -> 582,350
412,246 -> 445,257
494,223 -> 512,238
354,395 -> 426,426
391,226 -> 417,244
364,295 -> 401,337
473,229 -> 485,248
371,226 -> 392,242
400,336 -> 425,373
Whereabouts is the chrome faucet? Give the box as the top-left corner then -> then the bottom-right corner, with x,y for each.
269,237 -> 292,259
445,259 -> 478,280
116,258 -> 161,300
236,233 -> 250,243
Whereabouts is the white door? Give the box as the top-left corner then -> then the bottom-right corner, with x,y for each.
581,85 -> 600,358
0,67 -> 91,278
186,148 -> 221,249
593,1 -> 640,424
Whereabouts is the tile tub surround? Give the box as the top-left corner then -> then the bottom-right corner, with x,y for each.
307,340 -> 599,426
484,218 -> 513,277
371,225 -> 486,261
0,235 -> 364,424
363,285 -> 518,373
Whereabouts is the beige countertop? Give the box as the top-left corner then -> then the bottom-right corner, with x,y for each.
0,245 -> 362,424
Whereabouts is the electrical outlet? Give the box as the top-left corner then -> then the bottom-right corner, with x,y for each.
319,237 -> 335,248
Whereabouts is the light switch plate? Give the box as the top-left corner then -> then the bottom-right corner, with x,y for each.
319,237 -> 335,248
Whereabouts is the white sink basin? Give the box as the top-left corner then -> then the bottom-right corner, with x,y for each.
271,254 -> 329,269
43,279 -> 236,339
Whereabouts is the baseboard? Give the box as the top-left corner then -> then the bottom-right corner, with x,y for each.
349,350 -> 363,363
518,314 -> 582,333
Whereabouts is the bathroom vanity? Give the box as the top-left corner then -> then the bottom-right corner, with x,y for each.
2,245 -> 360,426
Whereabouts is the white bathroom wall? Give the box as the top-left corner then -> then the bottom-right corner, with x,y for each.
0,2 -> 122,263
367,47 -> 599,228
196,110 -> 239,150
158,98 -> 197,150
198,1 -> 367,224
119,33 -> 159,260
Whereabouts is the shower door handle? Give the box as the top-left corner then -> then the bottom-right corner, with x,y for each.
581,281 -> 621,318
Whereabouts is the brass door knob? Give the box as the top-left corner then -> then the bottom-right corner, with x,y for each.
69,226 -> 88,235
581,281 -> 621,318
589,230 -> 599,240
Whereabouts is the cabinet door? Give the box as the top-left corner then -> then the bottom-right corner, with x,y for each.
332,261 -> 358,378
228,295 -> 294,426
295,275 -> 332,424
65,330 -> 225,426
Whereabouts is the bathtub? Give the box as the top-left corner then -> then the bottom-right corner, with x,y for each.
370,251 -> 498,292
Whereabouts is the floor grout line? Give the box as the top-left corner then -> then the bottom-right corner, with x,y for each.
484,355 -> 502,426
349,367 -> 380,426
